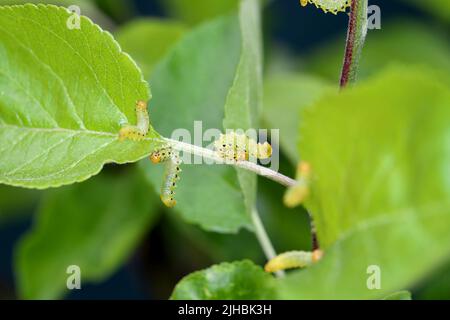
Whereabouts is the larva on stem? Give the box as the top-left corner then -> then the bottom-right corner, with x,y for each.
265,250 -> 323,273
214,132 -> 272,162
119,100 -> 149,141
150,148 -> 182,208
283,161 -> 312,208
300,0 -> 351,15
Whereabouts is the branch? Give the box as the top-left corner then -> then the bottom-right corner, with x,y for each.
164,138 -> 292,275
165,138 -> 297,187
340,0 -> 368,88
251,208 -> 285,277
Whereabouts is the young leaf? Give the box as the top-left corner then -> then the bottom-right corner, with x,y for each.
171,260 -> 275,300
15,169 -> 160,299
277,67 -> 450,299
0,5 -> 161,189
141,15 -> 253,233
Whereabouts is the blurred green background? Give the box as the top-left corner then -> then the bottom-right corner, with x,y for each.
0,0 -> 449,299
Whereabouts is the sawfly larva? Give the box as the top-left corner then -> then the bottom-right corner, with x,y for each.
214,132 -> 272,162
150,148 -> 182,208
300,0 -> 351,15
119,100 -> 149,141
284,161 -> 312,208
265,250 -> 323,273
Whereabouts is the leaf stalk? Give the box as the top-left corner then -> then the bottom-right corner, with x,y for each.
340,0 -> 368,87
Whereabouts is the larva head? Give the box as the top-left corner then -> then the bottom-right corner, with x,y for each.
312,250 -> 324,263
300,0 -> 308,7
257,142 -> 272,160
161,195 -> 177,208
150,151 -> 162,164
136,100 -> 147,111
297,161 -> 312,179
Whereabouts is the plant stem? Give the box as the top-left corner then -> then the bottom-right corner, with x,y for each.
251,208 -> 285,277
165,138 -> 297,187
165,138 -> 288,275
340,0 -> 368,88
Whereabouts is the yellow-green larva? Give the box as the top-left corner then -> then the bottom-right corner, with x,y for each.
265,250 -> 323,273
119,100 -> 149,141
150,148 -> 182,208
214,132 -> 272,162
300,0 -> 351,14
284,161 -> 312,208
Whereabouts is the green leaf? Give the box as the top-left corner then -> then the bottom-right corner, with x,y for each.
0,4 -> 162,189
161,178 -> 313,265
262,74 -> 334,163
0,0 -> 114,28
383,291 -> 412,300
141,15 -> 253,233
115,19 -> 187,77
307,21 -> 450,83
171,260 -> 275,300
276,66 -> 450,299
223,0 -> 262,212
15,169 -> 160,299
143,164 -> 251,233
159,0 -> 239,26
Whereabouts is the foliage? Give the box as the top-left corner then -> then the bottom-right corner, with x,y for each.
0,4 -> 162,189
172,68 -> 450,300
277,67 -> 450,299
171,260 -> 275,300
16,169 -> 160,299
0,1 -> 449,300
140,14 -> 251,233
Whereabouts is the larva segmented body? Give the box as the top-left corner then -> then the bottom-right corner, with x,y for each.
300,0 -> 351,15
150,148 -> 182,208
119,100 -> 149,141
214,132 -> 272,162
284,162 -> 312,208
265,250 -> 323,273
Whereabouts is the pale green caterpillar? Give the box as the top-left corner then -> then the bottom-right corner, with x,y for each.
214,132 -> 272,162
265,250 -> 323,273
150,148 -> 182,208
300,0 -> 351,14
284,161 -> 312,208
119,100 -> 149,141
